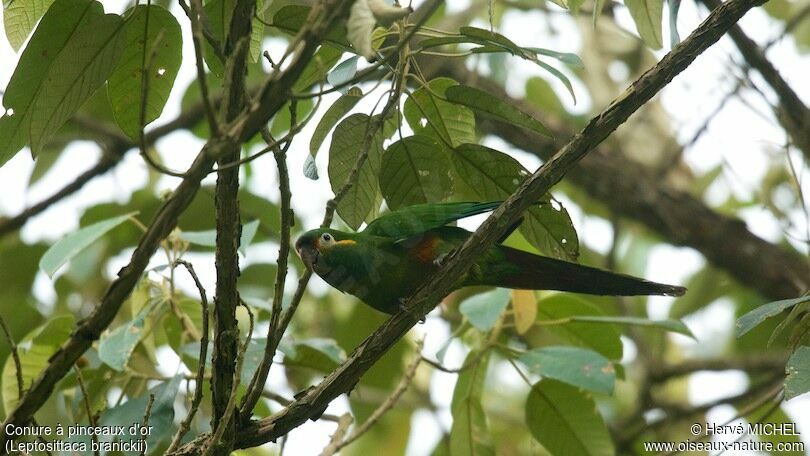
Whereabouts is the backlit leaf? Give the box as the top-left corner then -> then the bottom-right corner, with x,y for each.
380,135 -> 453,209
0,0 -> 126,164
107,4 -> 181,138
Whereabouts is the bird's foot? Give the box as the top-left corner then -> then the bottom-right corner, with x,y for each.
433,253 -> 449,267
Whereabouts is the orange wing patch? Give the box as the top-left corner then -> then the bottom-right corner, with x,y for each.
411,235 -> 441,263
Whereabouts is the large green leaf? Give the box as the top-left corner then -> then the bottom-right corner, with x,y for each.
785,346 -> 810,400
39,212 -> 136,278
736,296 -> 810,338
282,337 -> 346,372
98,307 -> 151,371
525,380 -> 615,456
202,0 -> 266,76
450,350 -> 494,456
518,346 -> 615,394
444,85 -> 550,137
2,315 -> 74,413
459,288 -> 510,331
403,78 -> 476,148
625,0 -> 664,49
99,375 -> 181,449
0,0 -> 126,165
452,143 -> 578,260
328,114 -> 386,229
2,0 -> 55,50
107,4 -> 182,138
379,135 -> 453,209
309,87 -> 364,161
271,5 -> 352,50
571,315 -> 694,339
533,294 -> 623,360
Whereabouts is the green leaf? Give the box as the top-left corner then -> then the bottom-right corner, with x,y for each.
526,380 -> 615,456
625,0 -> 664,49
272,5 -> 352,50
379,135 -> 453,210
450,350 -> 494,456
403,78 -> 476,148
459,288 -> 510,331
451,144 -> 579,260
328,114 -> 385,229
2,0 -> 55,50
526,47 -> 584,68
736,296 -> 810,338
294,45 -> 343,92
100,375 -> 181,448
98,307 -> 150,371
328,56 -> 359,92
571,315 -> 694,339
202,0 -> 266,76
518,346 -> 615,394
0,0 -> 126,165
535,294 -> 623,360
785,346 -> 810,400
444,85 -> 551,137
283,337 -> 346,372
309,87 -> 364,159
2,315 -> 74,413
40,212 -> 135,278
107,4 -> 182,139
459,26 -> 531,59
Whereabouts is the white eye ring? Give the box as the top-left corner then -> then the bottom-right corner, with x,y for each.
320,233 -> 334,245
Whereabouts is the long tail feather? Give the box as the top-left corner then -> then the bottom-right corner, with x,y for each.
494,246 -> 686,297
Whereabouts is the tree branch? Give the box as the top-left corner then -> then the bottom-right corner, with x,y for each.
649,352 -> 789,382
700,0 -> 810,161
231,0 -> 766,448
208,0 -> 254,451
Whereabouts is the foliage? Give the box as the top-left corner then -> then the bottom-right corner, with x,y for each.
0,0 -> 807,455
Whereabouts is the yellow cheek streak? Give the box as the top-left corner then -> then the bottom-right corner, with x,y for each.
335,239 -> 356,247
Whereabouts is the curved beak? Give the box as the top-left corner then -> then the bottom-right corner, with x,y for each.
296,243 -> 319,270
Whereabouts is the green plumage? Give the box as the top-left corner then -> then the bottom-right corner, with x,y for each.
295,202 -> 685,314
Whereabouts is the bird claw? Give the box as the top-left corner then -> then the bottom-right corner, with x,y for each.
433,253 -> 448,267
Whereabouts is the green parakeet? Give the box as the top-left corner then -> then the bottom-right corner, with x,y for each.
295,201 -> 685,314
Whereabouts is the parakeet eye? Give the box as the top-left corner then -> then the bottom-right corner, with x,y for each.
320,233 -> 335,246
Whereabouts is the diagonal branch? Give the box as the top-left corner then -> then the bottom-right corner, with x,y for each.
232,0 -> 767,448
700,0 -> 810,161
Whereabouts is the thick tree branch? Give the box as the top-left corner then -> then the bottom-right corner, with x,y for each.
229,0 -> 766,448
0,0 -> 355,447
700,0 -> 810,160
209,2 -> 254,452
649,352 -> 789,381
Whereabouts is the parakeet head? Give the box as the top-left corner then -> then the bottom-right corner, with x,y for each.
295,228 -> 355,272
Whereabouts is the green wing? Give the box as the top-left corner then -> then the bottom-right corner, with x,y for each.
363,201 -> 501,239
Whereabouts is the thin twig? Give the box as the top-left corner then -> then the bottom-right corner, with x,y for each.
319,414 -> 354,456
139,394 -> 156,456
240,122 -> 295,417
74,366 -> 100,456
0,317 -> 23,401
166,260 -> 211,453
188,0 -> 220,134
333,338 -> 425,453
203,302 -> 253,456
